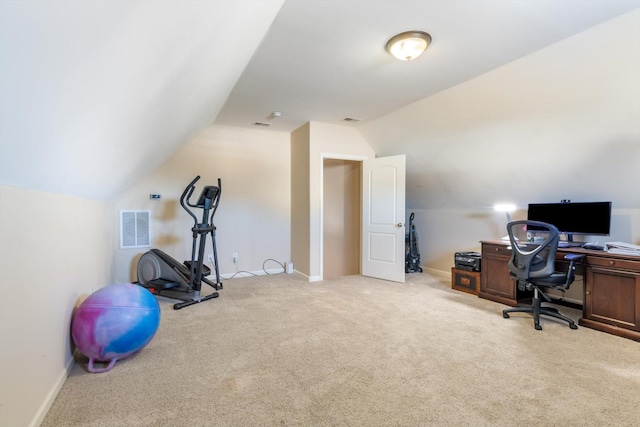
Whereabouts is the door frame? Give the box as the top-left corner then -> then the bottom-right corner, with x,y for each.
319,153 -> 368,281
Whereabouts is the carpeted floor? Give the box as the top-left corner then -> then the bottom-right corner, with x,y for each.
41,272 -> 640,426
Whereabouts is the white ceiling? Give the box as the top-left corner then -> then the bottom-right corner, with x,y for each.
215,0 -> 640,133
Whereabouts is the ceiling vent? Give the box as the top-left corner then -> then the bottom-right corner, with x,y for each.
253,122 -> 271,127
342,117 -> 361,123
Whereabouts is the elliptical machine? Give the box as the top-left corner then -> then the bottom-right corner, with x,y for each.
137,175 -> 223,310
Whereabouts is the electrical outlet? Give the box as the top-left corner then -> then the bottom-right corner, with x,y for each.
207,254 -> 214,263
233,253 -> 238,263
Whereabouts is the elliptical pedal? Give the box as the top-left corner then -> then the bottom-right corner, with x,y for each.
146,278 -> 180,290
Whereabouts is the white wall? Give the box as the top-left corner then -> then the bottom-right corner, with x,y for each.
114,125 -> 291,283
0,185 -> 113,427
359,10 -> 640,273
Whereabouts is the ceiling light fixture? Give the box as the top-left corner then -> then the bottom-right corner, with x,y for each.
385,31 -> 432,61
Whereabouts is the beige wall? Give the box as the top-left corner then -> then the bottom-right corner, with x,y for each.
310,122 -> 375,280
114,124 -> 291,283
291,123 -> 311,276
0,185 -> 114,427
323,159 -> 361,279
292,122 -> 375,280
360,9 -> 640,275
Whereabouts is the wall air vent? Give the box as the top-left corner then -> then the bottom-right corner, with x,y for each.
120,210 -> 151,248
342,117 -> 361,122
253,122 -> 272,127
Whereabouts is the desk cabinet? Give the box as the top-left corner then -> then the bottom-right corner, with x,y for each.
480,240 -> 640,342
580,256 -> 640,341
479,242 -> 530,306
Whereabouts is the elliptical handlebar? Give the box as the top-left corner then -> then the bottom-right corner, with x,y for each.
209,178 -> 222,223
180,175 -> 201,224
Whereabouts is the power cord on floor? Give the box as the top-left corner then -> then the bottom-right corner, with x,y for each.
227,270 -> 258,279
223,258 -> 287,279
262,258 -> 285,275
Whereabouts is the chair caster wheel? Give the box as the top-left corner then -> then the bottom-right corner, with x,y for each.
570,324 -> 578,330
535,324 -> 542,330
503,312 -> 510,318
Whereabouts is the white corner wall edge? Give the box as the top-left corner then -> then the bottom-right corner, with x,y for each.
30,357 -> 76,427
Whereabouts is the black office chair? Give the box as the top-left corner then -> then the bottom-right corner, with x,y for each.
502,220 -> 584,330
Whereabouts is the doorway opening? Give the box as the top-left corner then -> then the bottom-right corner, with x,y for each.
322,158 -> 362,279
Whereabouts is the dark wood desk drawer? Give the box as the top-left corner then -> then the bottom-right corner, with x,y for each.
586,256 -> 640,272
484,244 -> 512,257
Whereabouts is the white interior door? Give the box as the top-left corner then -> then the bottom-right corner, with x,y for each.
362,155 -> 406,283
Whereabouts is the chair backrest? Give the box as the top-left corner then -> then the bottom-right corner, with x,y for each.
506,220 -> 559,281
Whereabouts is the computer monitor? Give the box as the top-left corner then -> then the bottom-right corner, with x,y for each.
526,201 -> 612,244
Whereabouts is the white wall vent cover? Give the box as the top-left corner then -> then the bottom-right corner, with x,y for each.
120,211 -> 151,248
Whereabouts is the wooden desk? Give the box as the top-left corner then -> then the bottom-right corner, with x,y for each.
479,240 -> 640,342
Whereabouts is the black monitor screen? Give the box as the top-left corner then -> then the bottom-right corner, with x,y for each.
527,202 -> 612,236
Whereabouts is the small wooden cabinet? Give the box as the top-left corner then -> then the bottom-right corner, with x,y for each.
479,240 -> 640,341
451,268 -> 480,295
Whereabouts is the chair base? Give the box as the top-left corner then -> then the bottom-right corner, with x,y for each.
503,304 -> 578,330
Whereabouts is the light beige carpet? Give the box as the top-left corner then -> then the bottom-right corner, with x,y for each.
42,272 -> 640,426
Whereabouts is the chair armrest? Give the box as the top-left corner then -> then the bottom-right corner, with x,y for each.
564,254 -> 585,262
563,254 -> 585,288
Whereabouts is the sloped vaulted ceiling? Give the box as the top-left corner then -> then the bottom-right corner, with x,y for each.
0,0 -> 284,200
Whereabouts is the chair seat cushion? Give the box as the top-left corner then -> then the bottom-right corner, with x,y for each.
535,272 -> 567,287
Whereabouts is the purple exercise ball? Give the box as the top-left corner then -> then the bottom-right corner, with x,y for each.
71,283 -> 160,373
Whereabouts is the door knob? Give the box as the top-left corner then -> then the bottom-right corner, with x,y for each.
397,223 -> 404,227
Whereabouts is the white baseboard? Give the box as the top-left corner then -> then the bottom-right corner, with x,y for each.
284,270 -> 320,282
211,268 -> 285,280
423,267 -> 451,283
213,267 -> 450,284
30,355 -> 76,427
